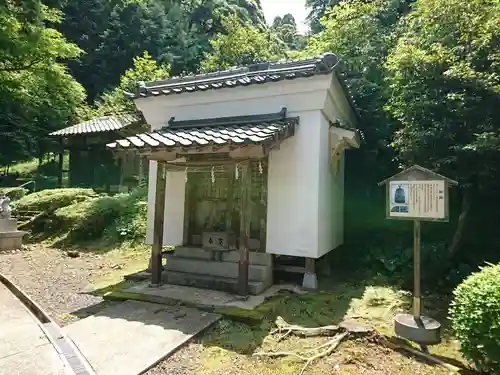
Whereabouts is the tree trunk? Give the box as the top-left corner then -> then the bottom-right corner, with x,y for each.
447,185 -> 472,256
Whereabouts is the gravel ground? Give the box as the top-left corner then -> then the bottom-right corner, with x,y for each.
0,245 -> 111,326
144,344 -> 203,375
0,244 -> 206,375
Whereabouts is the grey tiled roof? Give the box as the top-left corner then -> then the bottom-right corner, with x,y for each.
107,109 -> 298,151
126,52 -> 340,99
50,114 -> 137,136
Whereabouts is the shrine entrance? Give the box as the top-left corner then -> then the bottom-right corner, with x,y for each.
185,158 -> 268,253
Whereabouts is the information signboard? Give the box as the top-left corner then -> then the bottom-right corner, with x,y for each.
389,180 -> 446,220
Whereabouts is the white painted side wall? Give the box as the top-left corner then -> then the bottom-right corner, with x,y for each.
317,114 -> 345,258
146,161 -> 186,246
266,111 -> 321,258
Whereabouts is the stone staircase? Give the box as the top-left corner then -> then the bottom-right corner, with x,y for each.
162,247 -> 273,295
15,210 -> 42,229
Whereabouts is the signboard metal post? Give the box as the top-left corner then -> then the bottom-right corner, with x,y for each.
378,165 -> 458,347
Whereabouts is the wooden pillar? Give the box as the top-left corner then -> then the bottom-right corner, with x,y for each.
57,138 -> 64,188
225,166 -> 234,233
305,258 -> 315,273
237,161 -> 251,295
259,160 -> 267,252
151,161 -> 166,286
413,220 -> 421,319
118,155 -> 125,189
182,170 -> 190,246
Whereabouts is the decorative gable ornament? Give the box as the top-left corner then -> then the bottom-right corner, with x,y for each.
329,123 -> 361,176
378,165 -> 458,222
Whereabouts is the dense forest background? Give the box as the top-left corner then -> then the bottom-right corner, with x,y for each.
1,0 -> 499,287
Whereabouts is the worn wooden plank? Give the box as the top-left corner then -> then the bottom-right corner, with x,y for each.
225,167 -> 234,232
259,160 -> 267,252
151,162 -> 166,286
58,138 -> 64,187
182,176 -> 191,246
305,258 -> 315,273
237,161 -> 251,295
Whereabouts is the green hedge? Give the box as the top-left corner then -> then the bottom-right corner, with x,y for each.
3,187 -> 28,201
449,263 -> 500,373
55,196 -> 126,242
14,188 -> 98,211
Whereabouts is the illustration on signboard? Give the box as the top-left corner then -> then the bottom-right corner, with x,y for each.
390,183 -> 409,213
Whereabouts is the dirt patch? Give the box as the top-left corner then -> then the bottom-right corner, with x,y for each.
144,343 -> 203,375
0,245 -> 113,326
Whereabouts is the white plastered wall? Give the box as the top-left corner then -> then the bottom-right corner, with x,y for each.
317,114 -> 345,258
266,111 -> 322,258
145,161 -> 186,245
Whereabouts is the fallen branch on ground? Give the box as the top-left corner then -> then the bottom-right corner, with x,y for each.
255,317 -> 374,375
254,316 -> 462,375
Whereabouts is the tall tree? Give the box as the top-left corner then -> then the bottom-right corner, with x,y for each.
305,0 -> 340,34
385,0 -> 500,254
201,16 -> 287,71
271,13 -> 307,50
0,1 -> 86,167
96,51 -> 170,116
306,0 -> 413,182
52,0 -> 267,101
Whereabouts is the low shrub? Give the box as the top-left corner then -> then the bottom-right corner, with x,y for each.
338,241 -> 473,291
14,188 -> 98,212
3,187 -> 28,201
55,196 -> 126,243
449,263 -> 500,373
104,186 -> 148,241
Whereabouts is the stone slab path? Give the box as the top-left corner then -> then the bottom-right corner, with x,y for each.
63,300 -> 220,375
0,283 -> 66,375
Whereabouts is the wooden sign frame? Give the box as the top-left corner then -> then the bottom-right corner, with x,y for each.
378,165 -> 458,223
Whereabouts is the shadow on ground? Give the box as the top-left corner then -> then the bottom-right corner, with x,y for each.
69,270 -> 475,375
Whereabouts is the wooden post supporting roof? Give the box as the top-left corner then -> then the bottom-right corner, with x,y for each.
57,137 -> 64,187
237,161 -> 251,295
151,161 -> 166,286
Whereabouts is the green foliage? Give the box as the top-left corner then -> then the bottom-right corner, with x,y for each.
306,0 -> 411,183
55,195 -> 126,242
96,51 -> 170,116
14,188 -> 98,211
55,0 -> 266,100
6,159 -> 39,177
0,0 -> 86,167
201,16 -> 287,71
0,2 -> 82,72
4,187 -> 28,201
22,186 -> 148,245
449,263 -> 500,372
305,0 -> 339,33
104,186 -> 148,241
271,14 -> 307,50
385,0 -> 500,187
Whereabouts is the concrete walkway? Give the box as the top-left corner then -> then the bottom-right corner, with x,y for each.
63,300 -> 220,375
0,283 -> 66,375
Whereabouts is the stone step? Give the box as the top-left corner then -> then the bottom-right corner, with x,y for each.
170,247 -> 273,266
165,257 -> 272,282
162,270 -> 270,295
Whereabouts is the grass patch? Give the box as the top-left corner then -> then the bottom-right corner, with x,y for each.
14,188 -> 98,212
8,159 -> 39,176
190,283 -> 466,375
